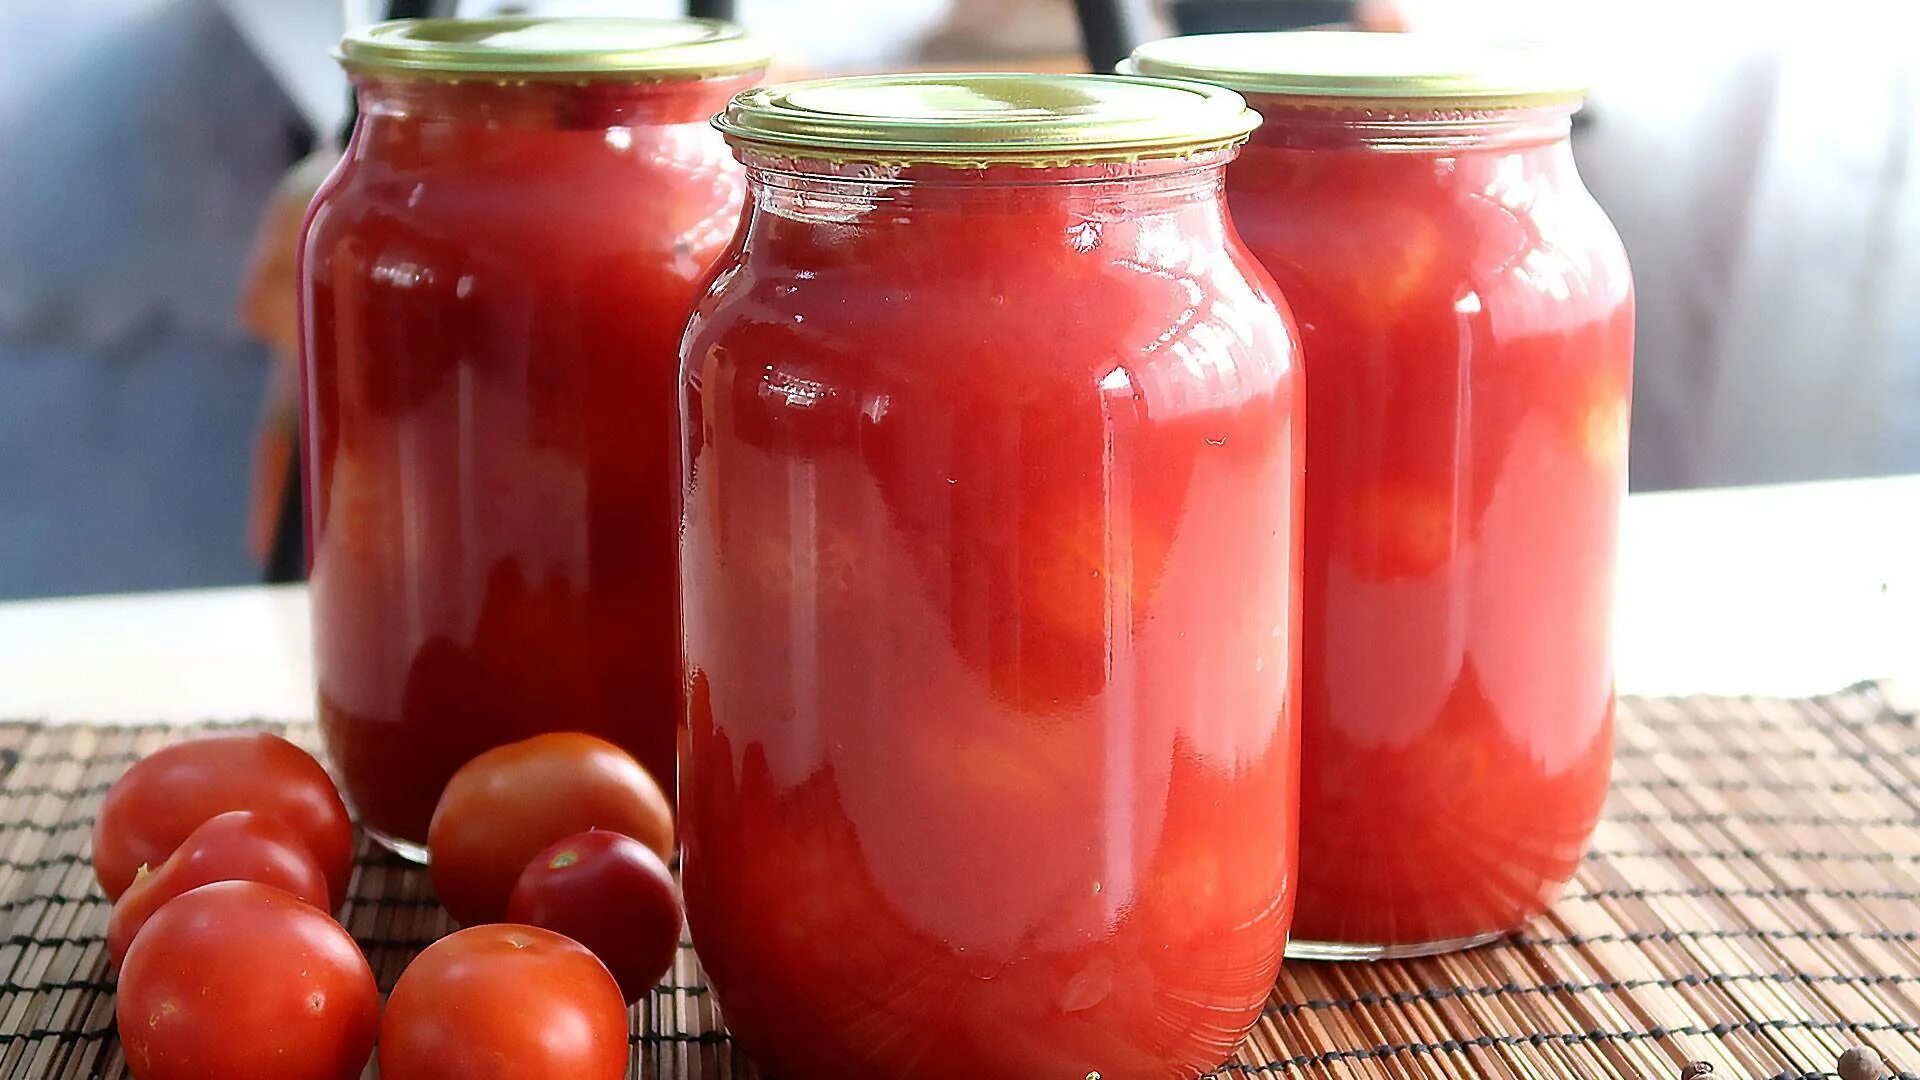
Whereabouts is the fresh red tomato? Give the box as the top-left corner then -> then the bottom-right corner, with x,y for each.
107,810 -> 330,969
93,733 -> 355,908
117,881 -> 377,1080
378,924 -> 629,1080
506,830 -> 681,1003
427,733 -> 672,925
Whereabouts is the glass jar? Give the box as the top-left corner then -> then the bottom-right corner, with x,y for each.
1132,32 -> 1634,958
678,74 -> 1303,1078
300,18 -> 769,855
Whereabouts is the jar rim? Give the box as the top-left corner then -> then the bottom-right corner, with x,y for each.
716,72 -> 1259,167
1125,31 -> 1585,108
336,16 -> 772,82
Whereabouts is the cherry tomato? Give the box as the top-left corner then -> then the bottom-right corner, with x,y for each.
117,881 -> 377,1080
427,732 -> 672,925
93,733 -> 355,908
506,830 -> 681,1003
378,924 -> 629,1080
107,810 -> 330,969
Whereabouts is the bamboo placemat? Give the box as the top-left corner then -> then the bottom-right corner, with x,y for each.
0,686 -> 1915,1079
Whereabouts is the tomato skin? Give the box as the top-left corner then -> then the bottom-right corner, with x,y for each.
108,810 -> 331,969
116,881 -> 378,1080
506,830 -> 681,1003
93,733 -> 355,908
378,923 -> 630,1080
427,732 -> 672,925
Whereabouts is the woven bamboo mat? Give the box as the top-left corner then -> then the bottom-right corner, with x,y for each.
1,687 -> 1916,1079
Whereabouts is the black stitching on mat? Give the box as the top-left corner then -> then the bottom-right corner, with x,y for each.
0,719 -> 297,737
1603,809 -> 1920,829
0,892 -> 107,914
0,973 -> 715,998
0,887 -> 445,917
6,751 -> 146,770
0,853 -> 93,874
1267,971 -> 1920,1017
0,930 -> 702,951
0,781 -> 115,801
340,895 -> 444,912
0,975 -> 116,993
1613,742 -> 1888,765
0,1026 -> 733,1046
0,1029 -> 113,1045
1611,777 -> 1907,795
1216,1018 -> 1920,1073
0,932 -> 107,949
1565,884 -> 1920,903
0,850 -> 408,874
1624,712 -> 1821,732
1588,847 -> 1920,864
0,818 -> 95,838
1624,699 -> 1900,732
1512,928 -> 1920,947
5,890 -> 513,916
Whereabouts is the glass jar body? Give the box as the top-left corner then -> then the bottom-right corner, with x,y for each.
678,154 -> 1304,1079
299,71 -> 756,851
1228,98 -> 1634,956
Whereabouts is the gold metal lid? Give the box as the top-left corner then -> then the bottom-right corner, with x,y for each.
1126,31 -> 1585,106
715,72 -> 1259,166
337,17 -> 771,81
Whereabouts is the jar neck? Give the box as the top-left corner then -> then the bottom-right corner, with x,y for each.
353,72 -> 757,132
737,150 -> 1238,242
1237,96 -> 1582,192
1243,95 -> 1577,153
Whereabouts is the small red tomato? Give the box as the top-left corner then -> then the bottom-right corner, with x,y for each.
117,881 -> 377,1080
428,732 -> 672,925
379,924 -> 629,1080
107,810 -> 330,969
507,830 -> 681,1003
93,733 -> 355,908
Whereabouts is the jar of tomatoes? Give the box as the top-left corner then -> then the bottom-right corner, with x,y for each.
300,18 -> 769,856
678,74 -> 1303,1078
1131,32 -> 1633,958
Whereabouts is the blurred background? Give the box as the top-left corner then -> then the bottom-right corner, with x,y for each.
0,0 -> 1915,601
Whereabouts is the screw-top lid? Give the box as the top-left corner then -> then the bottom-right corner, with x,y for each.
715,72 -> 1259,166
1126,31 -> 1584,106
337,17 -> 771,81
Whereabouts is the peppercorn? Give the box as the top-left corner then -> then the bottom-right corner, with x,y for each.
1838,1046 -> 1888,1080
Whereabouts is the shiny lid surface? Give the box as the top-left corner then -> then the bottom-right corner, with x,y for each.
1126,31 -> 1584,106
338,17 -> 771,80
716,72 -> 1259,165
